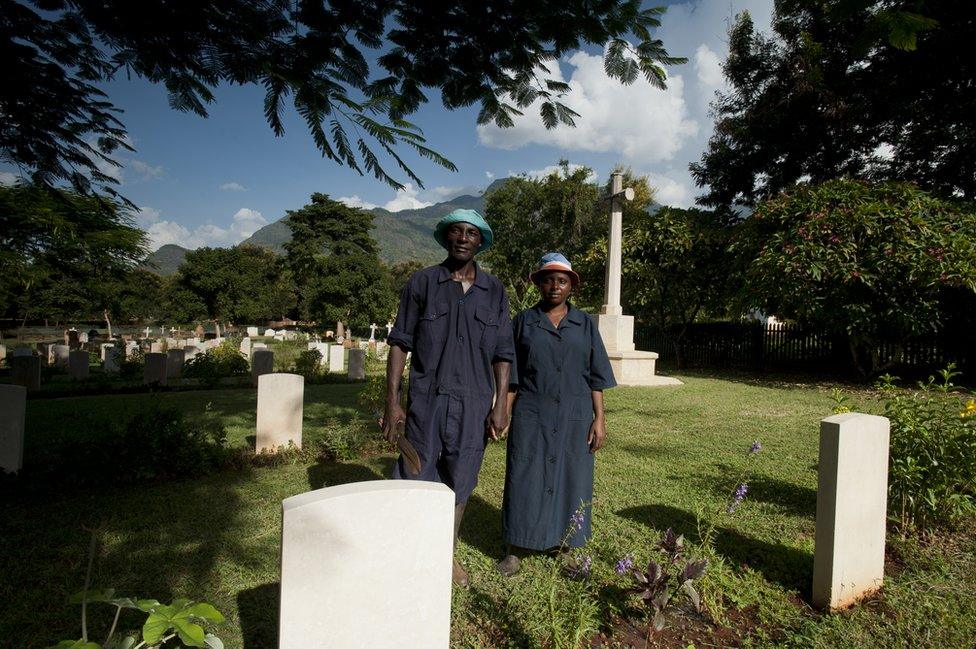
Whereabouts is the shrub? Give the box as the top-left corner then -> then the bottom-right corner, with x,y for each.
317,420 -> 372,461
183,342 -> 248,385
878,365 -> 976,534
293,349 -> 322,379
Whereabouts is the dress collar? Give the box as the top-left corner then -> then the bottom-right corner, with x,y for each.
526,302 -> 585,330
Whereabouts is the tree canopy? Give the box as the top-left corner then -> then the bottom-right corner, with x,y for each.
3,0 -> 685,200
691,1 -> 972,208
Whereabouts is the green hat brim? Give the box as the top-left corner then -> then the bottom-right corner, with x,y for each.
433,209 -> 493,253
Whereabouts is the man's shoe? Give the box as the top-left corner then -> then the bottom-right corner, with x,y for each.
453,558 -> 469,587
495,554 -> 521,577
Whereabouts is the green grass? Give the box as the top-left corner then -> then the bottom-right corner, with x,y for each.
2,376 -> 974,648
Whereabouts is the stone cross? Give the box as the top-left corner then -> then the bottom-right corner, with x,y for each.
601,171 -> 635,316
369,323 -> 377,342
386,321 -> 393,336
144,326 -> 151,338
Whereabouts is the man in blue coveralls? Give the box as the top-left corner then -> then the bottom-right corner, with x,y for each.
382,208 -> 513,587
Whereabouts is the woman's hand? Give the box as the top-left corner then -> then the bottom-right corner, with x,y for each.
587,416 -> 606,453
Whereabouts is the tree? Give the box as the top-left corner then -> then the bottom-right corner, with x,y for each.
579,204 -> 738,367
691,2 -> 972,208
3,0 -> 685,200
173,245 -> 295,324
284,193 -> 393,329
0,184 -> 147,322
733,179 -> 976,375
483,163 -> 603,311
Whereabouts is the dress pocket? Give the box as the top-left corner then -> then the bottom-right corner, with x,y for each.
475,305 -> 498,350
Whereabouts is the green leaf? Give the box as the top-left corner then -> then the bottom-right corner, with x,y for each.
136,599 -> 161,612
187,602 -> 226,624
173,619 -> 207,647
142,612 -> 172,645
204,634 -> 225,649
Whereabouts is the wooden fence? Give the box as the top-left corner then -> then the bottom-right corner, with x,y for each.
635,321 -> 973,376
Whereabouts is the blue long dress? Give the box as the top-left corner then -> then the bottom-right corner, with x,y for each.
502,303 -> 616,550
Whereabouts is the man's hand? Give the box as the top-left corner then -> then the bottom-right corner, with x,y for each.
587,417 -> 606,453
382,402 -> 406,444
486,405 -> 510,441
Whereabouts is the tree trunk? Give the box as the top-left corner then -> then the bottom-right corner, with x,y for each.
103,310 -> 113,339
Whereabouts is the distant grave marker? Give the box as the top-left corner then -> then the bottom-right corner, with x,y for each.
144,353 -> 168,386
251,350 -> 274,386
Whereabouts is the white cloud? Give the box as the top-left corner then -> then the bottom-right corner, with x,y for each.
129,159 -> 164,180
478,49 -> 698,162
219,182 -> 247,192
337,195 -> 379,210
485,171 -> 495,180
383,183 -> 433,212
430,185 -> 480,201
136,206 -> 268,250
645,172 -> 695,208
694,44 -> 726,96
0,171 -> 23,186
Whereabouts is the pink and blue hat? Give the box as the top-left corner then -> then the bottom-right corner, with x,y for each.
529,252 -> 580,286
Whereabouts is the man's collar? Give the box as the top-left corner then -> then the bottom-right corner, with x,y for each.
437,260 -> 489,289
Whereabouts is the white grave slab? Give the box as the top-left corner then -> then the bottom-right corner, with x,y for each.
52,344 -> 70,367
99,343 -> 115,361
247,326 -> 259,337
307,342 -> 330,367
240,336 -> 252,359
183,345 -> 201,361
328,345 -> 345,374
252,342 -> 268,350
150,341 -> 165,353
279,481 -> 454,649
347,349 -> 366,380
0,384 -> 27,474
813,413 -> 890,610
103,346 -> 122,373
144,353 -> 168,386
255,373 -> 304,453
0,344 -> 6,363
264,328 -> 276,337
251,350 -> 274,386
68,350 -> 89,380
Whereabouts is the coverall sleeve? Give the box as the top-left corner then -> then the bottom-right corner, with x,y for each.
492,286 -> 515,365
387,273 -> 422,352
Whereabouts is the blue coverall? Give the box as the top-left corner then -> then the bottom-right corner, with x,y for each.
503,303 -> 616,549
388,262 -> 514,504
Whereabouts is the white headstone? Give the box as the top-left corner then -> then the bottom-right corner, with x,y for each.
307,342 -> 330,367
166,349 -> 185,379
11,356 -> 41,391
255,373 -> 304,453
0,384 -> 27,474
99,342 -> 116,361
279,481 -> 454,649
52,344 -> 70,367
0,344 -> 6,363
253,342 -> 268,350
369,323 -> 378,342
125,341 -> 139,358
328,345 -> 345,374
150,341 -> 165,353
103,346 -> 122,373
184,345 -> 201,361
264,328 -> 276,337
347,349 -> 366,380
78,331 -> 89,344
240,336 -> 252,359
144,353 -> 168,386
247,326 -> 260,337
251,350 -> 274,386
813,413 -> 890,610
68,350 -> 89,380
386,321 -> 393,336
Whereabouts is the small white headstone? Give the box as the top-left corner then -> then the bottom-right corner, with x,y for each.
0,344 -> 6,363
247,326 -> 260,337
255,373 -> 304,453
279,481 -> 454,649
252,342 -> 268,350
144,353 -> 168,386
240,336 -> 252,359
99,343 -> 116,361
347,349 -> 366,380
251,350 -> 274,386
264,328 -> 276,337
103,346 -> 122,373
166,349 -> 185,379
307,342 -> 329,367
125,341 -> 139,358
183,345 -> 201,361
68,350 -> 89,380
812,413 -> 890,610
150,341 -> 165,353
78,332 -> 89,344
328,345 -> 345,374
52,344 -> 70,367
0,384 -> 27,474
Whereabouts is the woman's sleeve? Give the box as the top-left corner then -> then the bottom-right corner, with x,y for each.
587,315 -> 617,390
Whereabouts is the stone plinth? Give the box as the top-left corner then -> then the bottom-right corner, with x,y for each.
279,481 -> 454,649
307,342 -> 330,367
813,413 -> 890,610
68,350 -> 89,380
52,344 -> 70,367
329,345 -> 345,374
607,350 -> 682,386
595,313 -> 635,353
347,349 -> 366,380
166,349 -> 185,379
144,353 -> 168,386
256,373 -> 304,453
251,350 -> 274,386
12,356 -> 41,391
0,384 -> 27,474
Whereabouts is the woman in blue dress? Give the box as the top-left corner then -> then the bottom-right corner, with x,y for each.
497,252 -> 616,576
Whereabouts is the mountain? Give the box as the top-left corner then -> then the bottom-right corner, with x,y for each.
142,244 -> 189,275
239,185 -> 502,264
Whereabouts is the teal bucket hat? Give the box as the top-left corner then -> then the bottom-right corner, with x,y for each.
433,209 -> 494,253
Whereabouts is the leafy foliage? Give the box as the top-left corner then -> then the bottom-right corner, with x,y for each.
284,193 -> 394,328
878,366 -> 976,534
692,2 -> 973,207
733,180 -> 976,375
182,343 -> 249,386
3,0 -> 684,198
628,528 -> 708,634
293,349 -> 322,380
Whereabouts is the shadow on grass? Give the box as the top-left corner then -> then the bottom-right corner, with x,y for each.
238,582 -> 279,649
704,466 -> 818,518
460,494 -> 504,558
306,456 -> 394,490
464,585 -> 537,647
617,504 -> 813,596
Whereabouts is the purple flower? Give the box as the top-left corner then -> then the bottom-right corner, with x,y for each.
576,554 -> 592,578
749,440 -> 762,454
727,483 -> 748,513
569,510 -> 585,532
615,555 -> 634,575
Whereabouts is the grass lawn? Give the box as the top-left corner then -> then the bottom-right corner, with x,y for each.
2,375 -> 974,648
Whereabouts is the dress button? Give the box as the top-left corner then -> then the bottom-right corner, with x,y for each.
459,336 -> 464,342
552,428 -> 557,434
546,488 -> 553,495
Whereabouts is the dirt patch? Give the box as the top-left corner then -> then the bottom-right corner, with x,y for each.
590,603 -> 762,648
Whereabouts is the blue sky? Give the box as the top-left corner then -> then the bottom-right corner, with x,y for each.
2,0 -> 774,251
